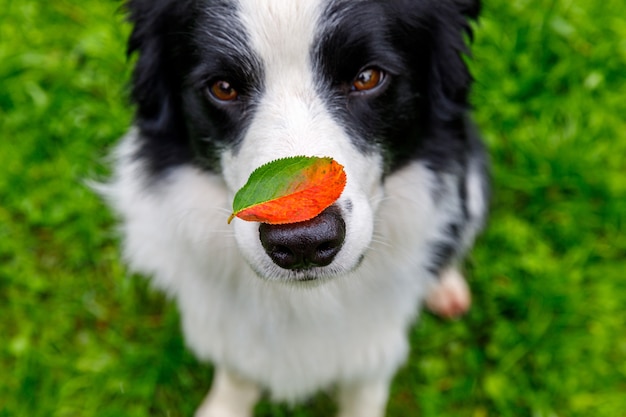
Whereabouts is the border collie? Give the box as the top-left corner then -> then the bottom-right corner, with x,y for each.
100,0 -> 489,415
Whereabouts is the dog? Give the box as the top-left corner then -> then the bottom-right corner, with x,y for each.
99,0 -> 489,416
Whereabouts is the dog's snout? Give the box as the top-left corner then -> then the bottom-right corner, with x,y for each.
259,207 -> 345,270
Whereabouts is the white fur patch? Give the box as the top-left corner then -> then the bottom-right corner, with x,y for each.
221,0 -> 384,282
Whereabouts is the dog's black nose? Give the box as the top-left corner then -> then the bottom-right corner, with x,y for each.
259,206 -> 345,270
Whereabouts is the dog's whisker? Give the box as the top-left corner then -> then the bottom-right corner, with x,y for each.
369,237 -> 393,249
212,206 -> 235,215
195,231 -> 237,238
175,206 -> 232,218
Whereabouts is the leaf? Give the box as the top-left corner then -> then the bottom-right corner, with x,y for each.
228,156 -> 347,225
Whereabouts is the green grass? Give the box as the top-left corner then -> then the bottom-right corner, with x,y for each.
1,0 -> 625,416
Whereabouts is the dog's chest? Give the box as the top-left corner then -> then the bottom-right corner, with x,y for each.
176,258 -> 423,400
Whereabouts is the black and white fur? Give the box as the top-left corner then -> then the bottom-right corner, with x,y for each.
100,0 -> 489,416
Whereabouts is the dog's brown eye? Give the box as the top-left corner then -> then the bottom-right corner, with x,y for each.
210,80 -> 238,102
352,68 -> 384,92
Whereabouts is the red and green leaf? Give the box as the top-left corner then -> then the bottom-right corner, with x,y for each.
228,156 -> 347,225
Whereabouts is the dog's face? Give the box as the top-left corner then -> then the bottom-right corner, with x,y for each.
127,0 -> 479,282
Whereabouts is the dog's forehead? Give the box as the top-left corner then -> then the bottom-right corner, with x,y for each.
234,0 -> 326,80
234,0 -> 384,61
238,0 -> 323,50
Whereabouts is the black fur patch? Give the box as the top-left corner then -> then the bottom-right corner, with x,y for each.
126,0 -> 264,175
314,0 -> 479,173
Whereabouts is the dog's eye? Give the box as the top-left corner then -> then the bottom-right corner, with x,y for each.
209,80 -> 239,102
352,67 -> 385,92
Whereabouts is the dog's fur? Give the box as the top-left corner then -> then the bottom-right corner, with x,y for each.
100,0 -> 489,415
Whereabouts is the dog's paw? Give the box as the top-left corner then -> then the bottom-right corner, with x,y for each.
194,369 -> 260,417
425,268 -> 471,319
194,404 -> 246,417
194,398 -> 256,417
194,405 -> 228,417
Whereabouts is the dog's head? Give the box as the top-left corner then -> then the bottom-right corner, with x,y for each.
126,0 -> 479,282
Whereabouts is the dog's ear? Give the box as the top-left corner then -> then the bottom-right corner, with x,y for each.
426,0 -> 480,125
125,0 -> 194,138
455,0 -> 481,21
